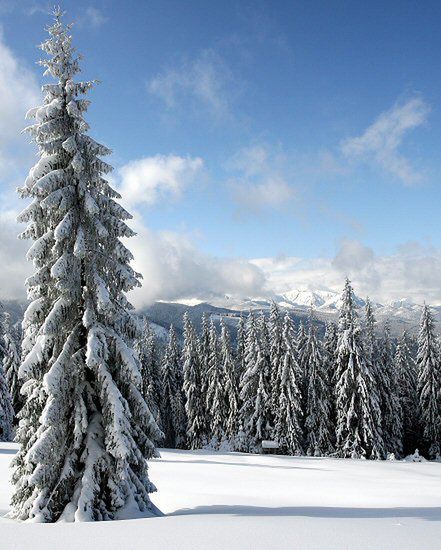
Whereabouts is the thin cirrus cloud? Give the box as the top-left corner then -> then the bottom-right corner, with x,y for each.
227,145 -> 297,215
340,97 -> 430,185
148,49 -> 237,118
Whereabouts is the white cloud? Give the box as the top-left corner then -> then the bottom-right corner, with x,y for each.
81,7 -> 108,28
341,97 -> 430,185
148,49 -> 236,118
0,30 -> 39,184
227,145 -> 297,214
0,211 -> 32,301
126,214 -> 267,308
252,239 -> 441,306
113,153 -> 266,307
116,154 -> 203,209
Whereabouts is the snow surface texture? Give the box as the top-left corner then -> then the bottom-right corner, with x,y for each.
1,443 -> 440,549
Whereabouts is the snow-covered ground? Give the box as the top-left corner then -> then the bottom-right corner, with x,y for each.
1,443 -> 441,549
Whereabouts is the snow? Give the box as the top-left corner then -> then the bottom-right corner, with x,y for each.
1,443 -> 441,549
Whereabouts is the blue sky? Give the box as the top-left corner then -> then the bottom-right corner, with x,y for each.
1,0 -> 441,304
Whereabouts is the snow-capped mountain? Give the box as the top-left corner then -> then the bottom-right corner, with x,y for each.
149,288 -> 441,337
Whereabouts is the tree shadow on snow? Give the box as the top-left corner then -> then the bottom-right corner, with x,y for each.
0,448 -> 17,455
159,458 -> 328,471
170,505 -> 441,521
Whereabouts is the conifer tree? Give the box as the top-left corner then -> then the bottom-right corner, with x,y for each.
161,325 -> 186,448
0,313 -> 14,442
10,11 -> 162,522
220,318 -> 240,442
304,311 -> 334,456
239,313 -> 272,450
296,320 -> 308,412
417,305 -> 441,458
0,361 -> 14,442
362,298 -> 386,456
269,302 -> 283,427
135,319 -> 163,435
183,312 -> 206,449
323,321 -> 338,432
206,319 -> 226,445
235,314 -> 246,385
395,331 -> 418,455
274,313 -> 303,455
198,312 -> 210,433
2,313 -> 23,417
258,311 -> 274,430
379,321 -> 403,456
335,280 -> 384,459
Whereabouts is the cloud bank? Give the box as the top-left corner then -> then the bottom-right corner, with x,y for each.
253,239 -> 441,306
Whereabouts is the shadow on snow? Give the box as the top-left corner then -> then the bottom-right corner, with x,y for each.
170,505 -> 441,521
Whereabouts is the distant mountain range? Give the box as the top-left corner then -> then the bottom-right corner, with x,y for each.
142,289 -> 439,340
2,289 -> 438,345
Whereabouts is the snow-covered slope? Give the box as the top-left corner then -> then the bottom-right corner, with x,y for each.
1,443 -> 441,549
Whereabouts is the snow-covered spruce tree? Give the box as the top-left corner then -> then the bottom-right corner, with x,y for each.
379,321 -> 403,457
323,321 -> 338,434
268,302 -> 283,428
395,331 -> 419,455
206,318 -> 226,446
10,12 -> 162,522
362,298 -> 386,456
0,314 -> 14,441
274,312 -> 303,455
296,319 -> 308,414
197,312 -> 210,433
235,314 -> 246,385
304,311 -> 334,456
161,325 -> 186,448
257,311 -> 274,430
239,313 -> 272,451
135,318 -> 163,436
417,305 -> 441,458
182,312 -> 206,449
3,312 -> 23,417
220,318 -> 240,443
335,280 -> 384,459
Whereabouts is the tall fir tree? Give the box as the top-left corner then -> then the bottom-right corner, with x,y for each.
379,321 -> 403,456
135,319 -> 163,437
296,319 -> 308,416
235,314 -> 246,385
323,321 -> 338,435
161,325 -> 186,448
335,280 -> 384,459
395,331 -> 419,455
239,313 -> 272,451
417,305 -> 441,458
206,319 -> 226,445
182,312 -> 206,449
362,298 -> 386,456
198,312 -> 210,435
274,313 -> 303,455
220,318 -> 240,442
268,302 -> 283,430
2,313 -> 23,417
257,311 -> 274,431
10,11 -> 162,522
304,311 -> 334,456
0,311 -> 14,442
